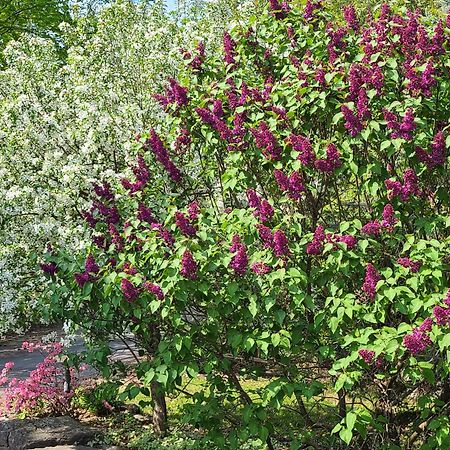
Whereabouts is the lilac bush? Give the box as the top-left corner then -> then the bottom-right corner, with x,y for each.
43,1 -> 450,448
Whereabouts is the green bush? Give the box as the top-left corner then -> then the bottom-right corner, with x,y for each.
44,0 -> 450,448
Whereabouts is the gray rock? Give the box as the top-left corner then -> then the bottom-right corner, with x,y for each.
0,416 -> 100,449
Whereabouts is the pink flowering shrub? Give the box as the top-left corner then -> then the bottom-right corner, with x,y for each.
42,1 -> 450,448
0,341 -> 80,417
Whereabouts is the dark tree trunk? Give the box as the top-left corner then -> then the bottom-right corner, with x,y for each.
151,380 -> 167,436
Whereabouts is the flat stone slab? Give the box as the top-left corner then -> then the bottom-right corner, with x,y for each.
0,416 -> 100,449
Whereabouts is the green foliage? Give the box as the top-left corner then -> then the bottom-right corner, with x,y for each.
0,0 -> 71,56
73,381 -> 122,416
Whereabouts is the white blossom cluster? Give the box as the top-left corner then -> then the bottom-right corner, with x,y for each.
0,0 -> 255,335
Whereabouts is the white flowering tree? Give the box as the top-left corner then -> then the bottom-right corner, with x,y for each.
0,0 -> 255,335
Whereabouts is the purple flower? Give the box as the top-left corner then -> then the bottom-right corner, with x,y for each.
361,220 -> 381,236
289,134 -> 316,166
41,262 -> 57,275
381,204 -> 397,229
416,131 -> 446,169
137,203 -> 156,225
229,243 -> 248,276
246,189 -> 273,223
358,349 -> 375,364
343,5 -> 359,31
338,235 -> 358,249
419,317 -> 433,333
403,328 -> 432,354
144,282 -> 164,301
146,130 -> 182,182
229,234 -> 242,253
196,107 -> 231,141
223,32 -> 236,65
174,128 -> 191,153
175,211 -> 197,237
251,122 -> 282,160
121,279 -> 140,302
362,264 -> 380,300
74,272 -> 90,288
256,224 -> 274,248
251,262 -> 271,275
188,201 -> 200,221
433,306 -> 450,326
85,254 -> 100,275
180,250 -> 198,280
93,182 -> 115,201
108,224 -> 124,252
306,225 -> 326,255
444,289 -> 450,307
397,257 -> 421,273
314,144 -> 342,173
341,105 -> 363,137
273,230 -> 290,257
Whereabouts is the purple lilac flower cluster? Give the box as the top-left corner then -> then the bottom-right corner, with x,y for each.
415,131 -> 446,169
383,108 -> 416,140
251,262 -> 271,275
175,211 -> 197,237
269,0 -> 290,19
143,282 -> 164,301
362,263 -> 381,300
385,168 -> 422,201
121,154 -> 150,194
288,134 -> 316,166
397,257 -> 421,273
361,204 -> 398,235
314,144 -> 342,173
223,32 -> 236,65
251,122 -> 282,160
145,130 -> 182,182
341,105 -> 363,137
273,169 -> 305,199
121,278 -> 140,302
74,254 -> 100,288
229,235 -> 248,276
246,189 -> 274,223
180,250 -> 198,280
358,349 -> 375,364
154,78 -> 188,109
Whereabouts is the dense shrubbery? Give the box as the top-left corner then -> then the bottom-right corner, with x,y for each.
0,0 -> 255,335
40,0 -> 450,448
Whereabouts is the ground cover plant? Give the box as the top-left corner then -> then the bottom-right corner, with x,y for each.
40,0 -> 450,448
